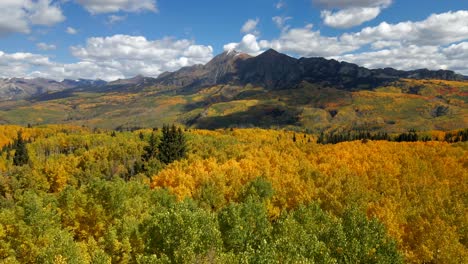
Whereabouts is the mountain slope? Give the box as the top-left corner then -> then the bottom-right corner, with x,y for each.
0,49 -> 466,132
0,78 -> 466,133
155,50 -> 251,92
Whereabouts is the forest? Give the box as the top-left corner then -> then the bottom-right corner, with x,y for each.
0,124 -> 466,263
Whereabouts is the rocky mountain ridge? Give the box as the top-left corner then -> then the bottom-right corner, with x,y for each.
0,49 -> 465,101
155,49 -> 465,91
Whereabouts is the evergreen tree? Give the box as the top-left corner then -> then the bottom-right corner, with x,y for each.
143,132 -> 159,161
13,131 -> 29,166
158,125 -> 187,164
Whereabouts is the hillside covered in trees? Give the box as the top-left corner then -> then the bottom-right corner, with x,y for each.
0,125 -> 466,263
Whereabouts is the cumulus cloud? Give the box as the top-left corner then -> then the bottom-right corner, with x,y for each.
341,10 -> 468,46
69,35 -> 212,79
0,51 -> 53,78
66,27 -> 78,34
28,0 -> 65,26
442,42 -> 468,60
333,44 -> 468,74
36,42 -> 57,51
269,24 -> 359,57
225,24 -> 357,57
0,0 -> 65,36
320,7 -> 381,28
327,11 -> 468,74
0,35 -> 214,81
76,0 -> 157,14
241,18 -> 260,35
314,0 -> 392,28
224,34 -> 267,55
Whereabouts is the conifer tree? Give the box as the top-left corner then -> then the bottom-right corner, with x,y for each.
143,132 -> 159,161
158,125 -> 187,164
13,131 -> 29,166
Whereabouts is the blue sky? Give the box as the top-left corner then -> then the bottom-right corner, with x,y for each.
0,0 -> 467,81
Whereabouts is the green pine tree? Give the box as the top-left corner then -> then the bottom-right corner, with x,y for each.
13,131 -> 29,166
143,132 -> 159,161
158,125 -> 187,164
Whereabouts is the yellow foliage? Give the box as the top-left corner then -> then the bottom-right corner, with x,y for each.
151,129 -> 467,263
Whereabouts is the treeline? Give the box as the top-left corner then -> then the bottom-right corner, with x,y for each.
317,128 -> 468,144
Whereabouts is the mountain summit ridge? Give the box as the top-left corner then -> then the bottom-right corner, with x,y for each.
153,49 -> 465,92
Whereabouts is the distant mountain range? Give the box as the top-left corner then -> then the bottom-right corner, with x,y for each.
0,49 -> 465,101
0,49 -> 466,133
156,49 -> 465,92
0,78 -> 106,101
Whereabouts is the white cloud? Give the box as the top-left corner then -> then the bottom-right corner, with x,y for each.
0,38 -> 209,81
28,0 -> 65,26
107,15 -> 127,24
269,24 -> 358,57
241,18 -> 260,35
76,0 -> 157,14
0,0 -> 65,36
224,34 -> 265,55
66,27 -> 77,34
333,45 -> 468,73
321,7 -> 381,28
36,42 -> 57,51
370,40 -> 402,50
442,42 -> 468,60
341,10 -> 468,46
226,24 -> 357,57
0,51 -> 53,78
69,35 -> 212,79
0,35 -> 214,81
272,16 -> 292,30
314,0 -> 392,28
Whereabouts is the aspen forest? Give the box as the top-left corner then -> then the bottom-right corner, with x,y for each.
0,125 -> 466,263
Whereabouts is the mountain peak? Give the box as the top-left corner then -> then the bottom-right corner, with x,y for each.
225,49 -> 240,56
262,48 -> 281,56
256,49 -> 296,63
